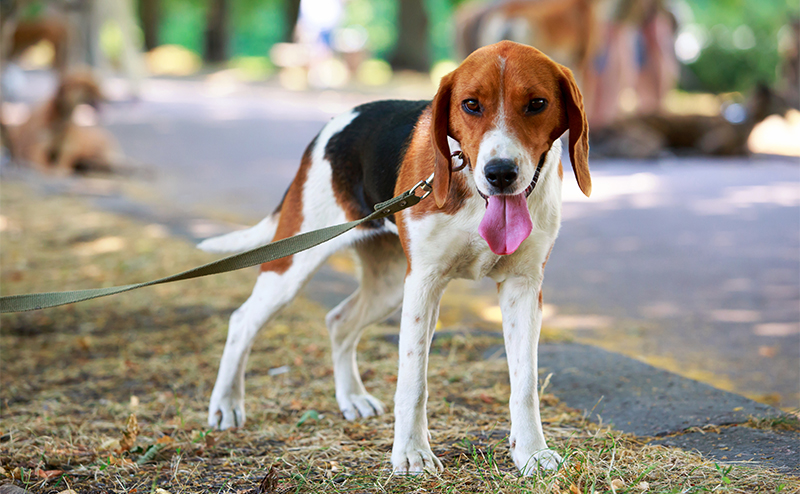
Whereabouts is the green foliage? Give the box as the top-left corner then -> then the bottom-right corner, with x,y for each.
159,0 -> 206,54
426,0 -> 456,62
231,0 -> 285,57
155,0 -> 286,57
343,0 -> 398,59
685,0 -> 797,92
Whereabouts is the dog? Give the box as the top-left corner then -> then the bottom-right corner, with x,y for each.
3,71 -> 126,175
197,41 -> 591,475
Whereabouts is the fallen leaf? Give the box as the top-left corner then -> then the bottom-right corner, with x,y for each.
154,489 -> 172,494
296,410 -> 319,427
156,435 -> 173,444
479,393 -> 494,404
119,414 -> 139,452
34,468 -> 64,480
137,443 -> 165,465
76,336 -> 92,351
107,455 -> 134,466
637,481 -> 650,490
611,478 -> 626,491
569,484 -> 579,494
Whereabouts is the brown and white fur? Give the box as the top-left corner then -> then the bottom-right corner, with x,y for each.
198,41 -> 591,475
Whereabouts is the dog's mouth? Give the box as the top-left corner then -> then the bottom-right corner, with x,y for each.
476,173 -> 539,203
477,155 -> 545,256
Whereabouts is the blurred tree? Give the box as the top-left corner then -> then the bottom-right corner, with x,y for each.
231,0 -> 284,57
204,0 -> 228,62
427,0 -> 455,62
138,0 -> 160,50
160,0 -> 205,54
342,0 -> 397,59
683,0 -> 797,92
389,0 -> 430,71
283,0 -> 301,42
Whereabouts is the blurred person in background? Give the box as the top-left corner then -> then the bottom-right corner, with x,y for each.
455,0 -> 679,127
586,0 -> 678,127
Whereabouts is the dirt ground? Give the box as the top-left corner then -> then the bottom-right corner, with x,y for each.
1,182 -> 797,493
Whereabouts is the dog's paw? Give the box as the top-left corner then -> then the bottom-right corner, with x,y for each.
338,393 -> 385,421
208,395 -> 245,430
391,442 -> 443,474
513,447 -> 563,475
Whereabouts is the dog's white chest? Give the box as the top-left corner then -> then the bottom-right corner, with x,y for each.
402,198 -> 515,281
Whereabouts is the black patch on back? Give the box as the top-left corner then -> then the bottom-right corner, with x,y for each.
323,100 -> 430,226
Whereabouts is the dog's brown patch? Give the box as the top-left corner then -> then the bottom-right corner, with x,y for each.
260,141 -> 314,274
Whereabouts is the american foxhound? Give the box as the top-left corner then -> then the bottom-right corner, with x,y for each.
198,40 -> 591,475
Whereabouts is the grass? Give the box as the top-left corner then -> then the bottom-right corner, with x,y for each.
1,182 -> 798,493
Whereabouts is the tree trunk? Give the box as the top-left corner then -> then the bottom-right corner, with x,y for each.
389,0 -> 430,72
138,0 -> 160,51
204,0 -> 228,63
283,0 -> 302,42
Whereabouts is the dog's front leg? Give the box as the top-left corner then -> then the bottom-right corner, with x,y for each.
391,270 -> 445,474
499,276 -> 562,475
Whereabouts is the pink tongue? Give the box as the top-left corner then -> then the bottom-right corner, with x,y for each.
479,194 -> 533,255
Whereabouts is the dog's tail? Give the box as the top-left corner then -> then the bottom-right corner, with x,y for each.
197,213 -> 280,254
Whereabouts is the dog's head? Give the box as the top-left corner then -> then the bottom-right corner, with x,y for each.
431,41 -> 591,204
51,72 -> 104,120
430,41 -> 591,254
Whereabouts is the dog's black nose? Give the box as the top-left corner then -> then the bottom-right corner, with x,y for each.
484,159 -> 519,190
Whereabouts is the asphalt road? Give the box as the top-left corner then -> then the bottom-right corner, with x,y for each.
15,74 -> 797,409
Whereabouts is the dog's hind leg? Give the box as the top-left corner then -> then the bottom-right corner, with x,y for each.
207,243 -> 332,430
326,233 -> 406,420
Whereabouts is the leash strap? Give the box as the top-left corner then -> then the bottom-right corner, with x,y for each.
0,176 -> 433,313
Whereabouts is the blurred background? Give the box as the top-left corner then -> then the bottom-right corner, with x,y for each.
1,0 -> 798,410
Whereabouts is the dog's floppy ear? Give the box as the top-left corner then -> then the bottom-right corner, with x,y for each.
559,65 -> 592,197
431,72 -> 454,208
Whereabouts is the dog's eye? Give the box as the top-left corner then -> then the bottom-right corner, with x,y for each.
526,98 -> 547,115
462,99 -> 482,115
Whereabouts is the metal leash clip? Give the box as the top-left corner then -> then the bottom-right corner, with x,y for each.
411,173 -> 435,199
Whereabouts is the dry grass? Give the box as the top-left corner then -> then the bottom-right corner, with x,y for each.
1,182 -> 797,493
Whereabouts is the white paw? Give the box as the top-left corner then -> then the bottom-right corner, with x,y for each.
513,447 -> 563,475
208,395 -> 245,430
338,393 -> 385,421
391,441 -> 443,474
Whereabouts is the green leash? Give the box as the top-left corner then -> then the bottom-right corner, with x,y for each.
0,175 -> 434,314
